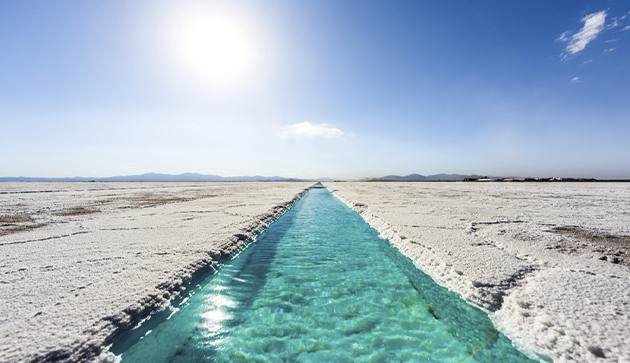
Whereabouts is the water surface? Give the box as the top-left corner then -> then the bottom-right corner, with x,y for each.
115,188 -> 538,362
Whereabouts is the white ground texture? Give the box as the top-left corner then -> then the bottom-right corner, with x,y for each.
0,182 -> 311,363
326,182 -> 630,363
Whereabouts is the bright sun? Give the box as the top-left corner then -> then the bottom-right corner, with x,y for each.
173,11 -> 253,84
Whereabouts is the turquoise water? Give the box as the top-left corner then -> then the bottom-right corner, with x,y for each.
114,189 -> 539,362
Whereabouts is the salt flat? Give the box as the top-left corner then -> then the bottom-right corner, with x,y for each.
0,182 -> 311,363
326,181 -> 630,363
3,181 -> 629,362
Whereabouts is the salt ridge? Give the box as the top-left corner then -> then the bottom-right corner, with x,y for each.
0,182 -> 311,363
327,182 -> 630,363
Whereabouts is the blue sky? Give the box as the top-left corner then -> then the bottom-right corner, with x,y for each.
1,0 -> 629,179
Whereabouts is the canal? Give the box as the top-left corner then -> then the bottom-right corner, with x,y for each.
113,188 -> 539,362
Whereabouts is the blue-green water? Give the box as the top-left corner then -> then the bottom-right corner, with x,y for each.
114,189 -> 539,362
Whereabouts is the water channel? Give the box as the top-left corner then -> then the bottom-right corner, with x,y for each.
113,188 -> 539,362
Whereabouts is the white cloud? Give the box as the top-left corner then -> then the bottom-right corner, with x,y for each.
611,12 -> 630,27
557,31 -> 570,42
623,25 -> 630,31
605,38 -> 620,42
608,19 -> 620,29
605,48 -> 617,52
558,11 -> 607,55
580,59 -> 593,66
279,122 -> 344,139
571,77 -> 581,83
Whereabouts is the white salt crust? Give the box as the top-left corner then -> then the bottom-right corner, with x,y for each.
327,182 -> 630,363
0,182 -> 311,363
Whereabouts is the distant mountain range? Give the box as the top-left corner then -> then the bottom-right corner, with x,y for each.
367,173 -> 487,181
0,172 -> 335,182
1,172 -> 619,182
0,172 -> 494,182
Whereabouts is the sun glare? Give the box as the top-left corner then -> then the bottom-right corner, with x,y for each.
173,10 -> 253,84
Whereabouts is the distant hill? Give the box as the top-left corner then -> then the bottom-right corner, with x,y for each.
0,172 -> 335,182
369,173 -> 486,181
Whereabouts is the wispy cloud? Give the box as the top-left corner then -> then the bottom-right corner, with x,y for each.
571,77 -> 581,83
610,11 -> 630,29
605,38 -> 620,42
580,59 -> 593,66
608,19 -> 620,29
605,48 -> 617,52
558,11 -> 607,55
623,25 -> 630,31
279,122 -> 344,139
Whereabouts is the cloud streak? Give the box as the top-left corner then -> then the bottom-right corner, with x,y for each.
279,122 -> 344,139
558,11 -> 607,55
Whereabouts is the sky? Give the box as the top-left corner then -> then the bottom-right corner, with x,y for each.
1,0 -> 629,179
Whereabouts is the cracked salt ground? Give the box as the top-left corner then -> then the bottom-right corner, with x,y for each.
113,188 -> 540,362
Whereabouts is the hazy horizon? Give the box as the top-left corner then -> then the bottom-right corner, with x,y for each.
0,171 -> 623,181
2,1 -> 629,179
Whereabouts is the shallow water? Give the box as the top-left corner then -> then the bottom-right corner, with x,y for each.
114,188 -> 539,362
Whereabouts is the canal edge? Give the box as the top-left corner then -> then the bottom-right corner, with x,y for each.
98,184 -> 313,363
324,185 -> 547,362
